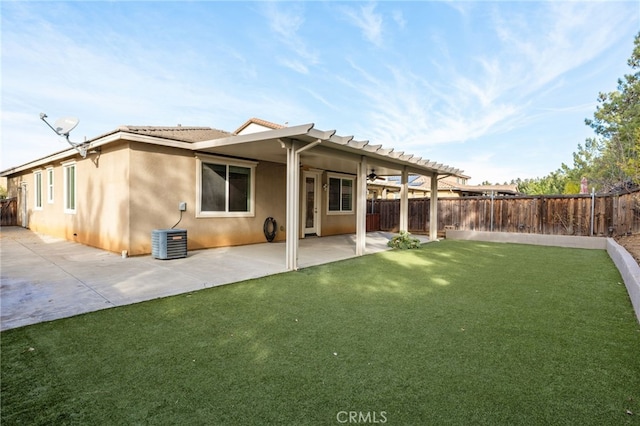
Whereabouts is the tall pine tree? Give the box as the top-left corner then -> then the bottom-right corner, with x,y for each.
583,32 -> 640,192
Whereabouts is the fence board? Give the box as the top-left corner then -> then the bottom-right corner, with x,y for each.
1,198 -> 17,226
367,190 -> 640,237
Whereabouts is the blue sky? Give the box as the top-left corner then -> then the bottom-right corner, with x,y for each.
2,1 -> 638,184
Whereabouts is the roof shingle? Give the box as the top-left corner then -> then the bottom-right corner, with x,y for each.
118,126 -> 231,143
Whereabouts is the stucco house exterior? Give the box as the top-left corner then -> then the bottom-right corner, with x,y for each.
1,118 -> 464,270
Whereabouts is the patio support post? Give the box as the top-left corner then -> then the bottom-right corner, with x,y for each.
356,155 -> 367,256
280,138 -> 321,271
399,167 -> 409,232
282,140 -> 297,271
430,172 -> 438,240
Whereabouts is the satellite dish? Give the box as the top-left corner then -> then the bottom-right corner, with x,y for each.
40,112 -> 89,158
54,117 -> 79,136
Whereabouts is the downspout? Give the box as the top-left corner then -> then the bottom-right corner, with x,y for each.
430,173 -> 438,240
590,188 -> 595,236
356,156 -> 367,256
280,138 -> 321,271
399,167 -> 409,232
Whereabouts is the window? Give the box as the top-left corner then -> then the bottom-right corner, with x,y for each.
63,162 -> 76,213
197,156 -> 256,217
34,171 -> 43,209
328,175 -> 354,213
47,168 -> 54,203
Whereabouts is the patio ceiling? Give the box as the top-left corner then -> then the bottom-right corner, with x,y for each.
192,123 -> 464,178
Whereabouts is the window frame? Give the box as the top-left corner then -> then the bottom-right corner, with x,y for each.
33,170 -> 43,210
47,167 -> 54,204
326,173 -> 355,215
195,154 -> 257,218
63,161 -> 76,214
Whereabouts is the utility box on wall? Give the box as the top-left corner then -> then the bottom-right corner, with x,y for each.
152,229 -> 187,260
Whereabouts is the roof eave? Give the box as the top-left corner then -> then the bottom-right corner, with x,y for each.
193,123 -> 316,150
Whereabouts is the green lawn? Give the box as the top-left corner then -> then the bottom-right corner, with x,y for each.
1,240 -> 639,425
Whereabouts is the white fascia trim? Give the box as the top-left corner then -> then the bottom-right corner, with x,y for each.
192,123 -> 316,150
194,153 -> 259,167
1,132 -> 197,176
108,132 -> 196,150
2,149 -> 79,176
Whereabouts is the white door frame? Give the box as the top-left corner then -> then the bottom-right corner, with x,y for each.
302,170 -> 321,237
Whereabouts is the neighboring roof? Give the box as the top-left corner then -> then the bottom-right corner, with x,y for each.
115,126 -> 231,143
370,175 -> 519,195
234,118 -> 285,135
463,183 -> 519,195
406,176 -> 518,194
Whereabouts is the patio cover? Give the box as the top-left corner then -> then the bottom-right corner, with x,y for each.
191,124 -> 464,270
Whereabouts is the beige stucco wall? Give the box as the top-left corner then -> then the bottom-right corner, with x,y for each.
79,142 -> 131,252
126,142 -> 289,255
4,138 -> 360,255
317,172 -> 358,236
5,142 -> 131,252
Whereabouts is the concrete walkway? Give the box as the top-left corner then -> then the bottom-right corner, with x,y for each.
1,227 -> 428,331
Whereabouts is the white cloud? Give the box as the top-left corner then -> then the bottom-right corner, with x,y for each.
341,3 -> 384,47
2,0 -> 637,182
277,57 -> 309,75
0,5 -> 319,169
492,2 -> 631,95
336,0 -> 635,159
303,88 -> 339,111
392,10 -> 406,30
339,57 -> 523,151
262,3 -> 319,72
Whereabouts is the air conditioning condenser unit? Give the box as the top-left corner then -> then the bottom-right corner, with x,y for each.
152,229 -> 187,260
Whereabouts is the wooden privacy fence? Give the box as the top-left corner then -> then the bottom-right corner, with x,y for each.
368,190 -> 640,237
1,198 -> 17,226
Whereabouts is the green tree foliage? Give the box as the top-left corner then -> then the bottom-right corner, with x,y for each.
516,33 -> 640,195
580,32 -> 640,192
513,172 -> 567,195
582,34 -> 640,190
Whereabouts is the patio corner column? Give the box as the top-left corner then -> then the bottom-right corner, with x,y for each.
282,140 -> 298,271
356,156 -> 367,256
280,138 -> 322,271
399,167 -> 409,232
430,172 -> 438,241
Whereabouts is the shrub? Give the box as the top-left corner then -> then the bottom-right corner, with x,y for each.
387,231 -> 422,249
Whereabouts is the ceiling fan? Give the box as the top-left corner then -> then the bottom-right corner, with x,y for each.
367,169 -> 384,181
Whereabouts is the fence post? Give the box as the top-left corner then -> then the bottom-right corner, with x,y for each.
590,188 -> 595,236
490,190 -> 495,232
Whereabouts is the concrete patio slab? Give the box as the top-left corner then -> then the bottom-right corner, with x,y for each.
1,227 -> 429,331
